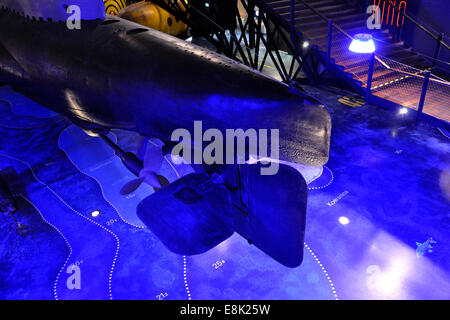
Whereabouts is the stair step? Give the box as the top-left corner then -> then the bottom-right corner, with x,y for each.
310,28 -> 392,46
274,3 -> 356,17
373,86 -> 422,105
395,55 -> 429,69
298,18 -> 367,36
283,8 -> 359,26
371,71 -> 413,87
276,3 -> 349,16
349,66 -> 395,80
260,1 -> 448,120
344,52 -> 410,76
303,24 -> 366,41
279,7 -> 355,22
339,52 -> 426,77
335,49 -> 419,70
334,44 -> 406,61
332,32 -> 391,46
295,13 -> 366,30
267,0 -> 335,10
334,54 -> 372,69
331,40 -> 404,56
381,49 -> 416,60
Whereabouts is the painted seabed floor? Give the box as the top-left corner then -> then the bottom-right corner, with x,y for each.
0,84 -> 449,300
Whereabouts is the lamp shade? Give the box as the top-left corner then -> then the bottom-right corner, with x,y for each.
349,33 -> 376,53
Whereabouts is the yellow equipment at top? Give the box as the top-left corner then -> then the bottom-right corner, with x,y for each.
103,0 -> 127,16
118,1 -> 188,37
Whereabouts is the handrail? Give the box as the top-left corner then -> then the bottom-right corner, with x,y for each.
298,0 -> 449,51
293,0 -> 393,69
278,0 -> 448,122
295,0 -> 353,39
388,2 -> 450,52
291,0 -> 449,81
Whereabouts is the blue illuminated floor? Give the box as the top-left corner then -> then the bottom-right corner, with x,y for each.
0,84 -> 449,300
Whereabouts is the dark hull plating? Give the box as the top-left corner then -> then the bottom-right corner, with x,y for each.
0,11 -> 330,166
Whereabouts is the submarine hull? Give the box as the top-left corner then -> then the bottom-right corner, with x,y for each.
0,11 -> 330,166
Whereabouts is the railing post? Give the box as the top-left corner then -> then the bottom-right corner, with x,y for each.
364,0 -> 369,31
327,20 -> 333,63
365,52 -> 375,104
432,33 -> 443,69
417,71 -> 431,120
397,20 -> 404,43
290,0 -> 295,45
248,0 -> 255,48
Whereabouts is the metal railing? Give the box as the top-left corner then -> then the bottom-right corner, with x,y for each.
286,0 -> 450,123
156,0 -> 449,122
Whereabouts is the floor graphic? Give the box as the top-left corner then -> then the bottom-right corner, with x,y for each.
0,84 -> 449,299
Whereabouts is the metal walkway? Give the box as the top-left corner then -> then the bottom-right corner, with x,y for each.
156,0 -> 450,124
261,0 -> 450,123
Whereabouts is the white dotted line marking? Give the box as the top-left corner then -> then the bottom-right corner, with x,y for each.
61,132 -> 193,300
63,131 -> 194,300
57,128 -> 146,229
0,152 -> 120,300
165,154 -> 192,301
20,195 -> 72,300
304,242 -> 339,300
62,131 -> 193,300
183,256 -> 192,300
308,165 -> 334,190
98,181 -> 146,229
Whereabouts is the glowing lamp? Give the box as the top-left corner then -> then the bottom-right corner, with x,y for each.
349,34 -> 376,53
338,216 -> 350,225
91,210 -> 100,217
399,107 -> 408,115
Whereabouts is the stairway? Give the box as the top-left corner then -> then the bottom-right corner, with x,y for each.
261,0 -> 450,123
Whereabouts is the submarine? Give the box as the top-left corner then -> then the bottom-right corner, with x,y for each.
0,0 -> 331,267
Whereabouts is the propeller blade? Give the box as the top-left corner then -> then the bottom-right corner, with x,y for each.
143,142 -> 164,172
136,135 -> 148,160
120,177 -> 145,195
140,170 -> 162,189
